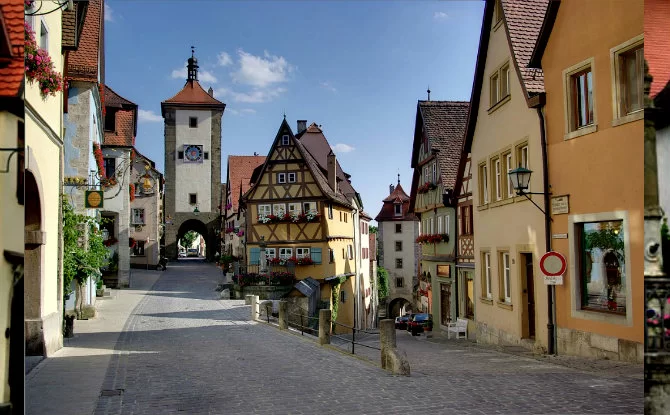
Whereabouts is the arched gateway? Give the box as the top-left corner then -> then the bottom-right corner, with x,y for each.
161,49 -> 226,261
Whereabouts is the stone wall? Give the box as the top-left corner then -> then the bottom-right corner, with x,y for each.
556,327 -> 643,363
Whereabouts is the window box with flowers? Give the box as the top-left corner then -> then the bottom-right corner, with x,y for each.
24,22 -> 63,99
417,182 -> 437,194
225,227 -> 235,234
258,214 -> 280,224
416,234 -> 449,244
93,143 -> 106,179
103,237 -> 118,247
129,184 -> 136,201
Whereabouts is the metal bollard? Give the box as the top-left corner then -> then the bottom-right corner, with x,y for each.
278,301 -> 288,330
319,309 -> 331,345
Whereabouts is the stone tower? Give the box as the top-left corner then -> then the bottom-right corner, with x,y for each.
161,49 -> 226,260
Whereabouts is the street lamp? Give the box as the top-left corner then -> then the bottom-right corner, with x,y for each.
508,165 -> 552,218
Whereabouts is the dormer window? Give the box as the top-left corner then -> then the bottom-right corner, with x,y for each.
282,135 -> 290,146
394,204 -> 402,216
104,110 -> 116,132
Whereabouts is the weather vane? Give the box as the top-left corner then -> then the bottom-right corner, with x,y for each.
191,45 -> 195,57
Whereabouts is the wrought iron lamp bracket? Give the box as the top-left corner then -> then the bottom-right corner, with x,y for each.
0,148 -> 21,174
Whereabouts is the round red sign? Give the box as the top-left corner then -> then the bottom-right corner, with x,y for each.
539,251 -> 567,277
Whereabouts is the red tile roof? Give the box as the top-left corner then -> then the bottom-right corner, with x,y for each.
67,0 -> 102,82
376,183 -> 417,222
0,0 -> 24,98
104,85 -> 137,146
226,155 -> 266,214
645,0 -> 670,98
502,0 -> 549,96
163,80 -> 225,106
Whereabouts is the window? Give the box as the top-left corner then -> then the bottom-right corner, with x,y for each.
288,203 -> 300,215
344,212 -> 348,223
429,217 -> 434,234
395,223 -> 402,233
395,241 -> 402,252
177,151 -> 184,160
494,158 -> 502,201
490,72 -> 499,107
577,219 -> 626,314
134,183 -> 141,196
479,163 -> 488,204
347,245 -> 354,259
296,248 -> 310,258
329,249 -> 335,263
189,117 -> 197,128
39,19 -> 48,51
328,203 -> 333,219
133,240 -> 145,257
265,248 -> 276,260
272,204 -> 285,216
437,216 -> 443,234
277,173 -> 286,184
505,152 -> 514,198
571,68 -> 594,129
258,204 -> 271,216
395,258 -> 403,269
517,144 -> 529,192
500,64 -> 510,98
288,172 -> 297,183
303,202 -> 316,213
432,162 -> 437,183
482,252 -> 492,299
204,152 -> 209,160
104,110 -> 115,132
612,37 -> 643,119
104,158 -> 116,179
396,278 -> 404,288
189,193 -> 197,205
394,203 -> 402,216
444,215 -> 450,236
424,166 -> 430,182
500,252 -> 511,303
461,205 -> 472,235
282,135 -> 290,146
279,248 -> 293,259
131,208 -> 145,225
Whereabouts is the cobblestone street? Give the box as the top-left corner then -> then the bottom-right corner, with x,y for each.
26,261 -> 643,414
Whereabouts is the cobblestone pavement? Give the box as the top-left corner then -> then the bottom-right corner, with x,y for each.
32,260 -> 643,414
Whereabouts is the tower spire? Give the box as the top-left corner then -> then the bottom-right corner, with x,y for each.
187,46 -> 198,82
397,173 -> 400,186
427,86 -> 431,101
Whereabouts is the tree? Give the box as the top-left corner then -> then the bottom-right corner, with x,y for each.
377,266 -> 389,299
369,226 -> 378,234
180,230 -> 198,248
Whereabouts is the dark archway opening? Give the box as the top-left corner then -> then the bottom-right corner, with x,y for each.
177,219 -> 209,261
388,297 -> 412,318
24,170 -> 45,356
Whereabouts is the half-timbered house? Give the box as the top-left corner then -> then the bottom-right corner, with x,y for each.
454,150 -> 476,337
241,119 -> 364,330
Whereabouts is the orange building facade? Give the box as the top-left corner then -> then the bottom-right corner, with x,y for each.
531,0 -> 643,362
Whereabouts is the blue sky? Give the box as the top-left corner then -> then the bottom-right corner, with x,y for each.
104,1 -> 484,224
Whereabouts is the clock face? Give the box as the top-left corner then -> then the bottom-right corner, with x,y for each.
184,145 -> 203,162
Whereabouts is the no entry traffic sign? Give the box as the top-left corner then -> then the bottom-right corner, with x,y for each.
540,251 -> 566,285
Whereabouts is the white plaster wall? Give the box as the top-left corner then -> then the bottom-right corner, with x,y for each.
175,109 -> 212,213
360,220 -> 371,309
381,220 -> 418,297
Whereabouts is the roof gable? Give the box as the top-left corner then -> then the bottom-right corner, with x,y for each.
161,79 -> 225,115
226,155 -> 266,213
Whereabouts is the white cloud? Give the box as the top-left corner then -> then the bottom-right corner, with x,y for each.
434,11 -> 448,20
138,109 -> 162,123
227,108 -> 256,116
215,86 -> 287,104
320,82 -> 337,93
105,4 -> 114,22
230,49 -> 295,88
331,143 -> 355,153
171,68 -> 217,84
218,52 -> 233,67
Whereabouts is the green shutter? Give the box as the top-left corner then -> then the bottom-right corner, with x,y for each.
311,248 -> 322,264
250,248 -> 260,265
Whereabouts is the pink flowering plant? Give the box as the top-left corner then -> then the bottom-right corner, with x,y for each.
24,22 -> 63,99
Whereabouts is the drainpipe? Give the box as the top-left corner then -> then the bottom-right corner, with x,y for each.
536,105 -> 556,355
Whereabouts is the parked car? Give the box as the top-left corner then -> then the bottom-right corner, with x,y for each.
395,316 -> 409,330
187,249 -> 198,257
406,314 -> 416,332
409,313 -> 433,336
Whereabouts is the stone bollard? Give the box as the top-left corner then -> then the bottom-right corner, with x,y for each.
279,301 -> 288,330
220,288 -> 230,300
380,319 -> 410,376
319,309 -> 331,345
245,295 -> 253,305
251,295 -> 259,321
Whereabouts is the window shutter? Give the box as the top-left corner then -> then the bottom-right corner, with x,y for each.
311,248 -> 322,264
250,248 -> 260,265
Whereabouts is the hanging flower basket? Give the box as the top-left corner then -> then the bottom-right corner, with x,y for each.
103,237 -> 118,247
129,184 -> 136,201
93,142 -> 106,179
24,22 -> 63,99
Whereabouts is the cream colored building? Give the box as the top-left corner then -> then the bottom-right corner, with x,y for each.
466,0 -> 550,351
24,1 -> 66,357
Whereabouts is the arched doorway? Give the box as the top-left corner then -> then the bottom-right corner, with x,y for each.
176,219 -> 209,261
388,297 -> 412,318
24,170 -> 45,356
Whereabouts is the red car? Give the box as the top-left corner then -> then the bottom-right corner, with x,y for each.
395,316 -> 409,330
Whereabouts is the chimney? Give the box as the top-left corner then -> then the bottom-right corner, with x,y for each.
208,87 -> 214,97
390,184 -> 395,194
297,120 -> 307,134
327,151 -> 337,193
